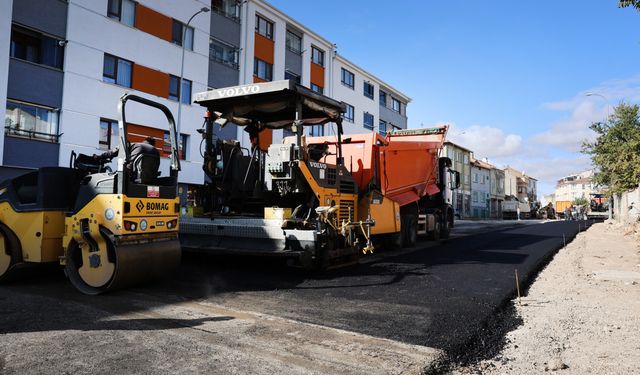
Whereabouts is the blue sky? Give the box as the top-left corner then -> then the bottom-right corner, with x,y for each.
268,0 -> 640,196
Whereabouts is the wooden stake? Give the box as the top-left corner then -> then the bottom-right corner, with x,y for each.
515,269 -> 521,305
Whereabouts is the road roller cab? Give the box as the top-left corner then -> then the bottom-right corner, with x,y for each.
0,94 -> 182,295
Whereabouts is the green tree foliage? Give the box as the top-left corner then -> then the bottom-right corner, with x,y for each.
582,103 -> 640,195
619,0 -> 640,11
572,197 -> 589,206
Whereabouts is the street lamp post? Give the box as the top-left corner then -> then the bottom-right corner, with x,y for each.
585,92 -> 613,220
177,7 -> 210,141
585,92 -> 611,120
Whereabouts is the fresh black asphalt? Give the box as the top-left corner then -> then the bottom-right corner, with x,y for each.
154,220 -> 590,355
0,220 -> 590,362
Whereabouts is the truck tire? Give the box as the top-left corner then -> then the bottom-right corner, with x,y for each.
402,214 -> 417,248
385,232 -> 403,251
440,219 -> 450,239
429,221 -> 441,241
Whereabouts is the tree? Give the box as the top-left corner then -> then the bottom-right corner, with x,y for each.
582,103 -> 640,195
572,197 -> 589,206
619,0 -> 640,11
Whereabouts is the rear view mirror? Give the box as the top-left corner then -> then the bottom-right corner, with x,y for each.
451,170 -> 461,190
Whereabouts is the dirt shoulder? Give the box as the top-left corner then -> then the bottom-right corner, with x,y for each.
453,222 -> 640,374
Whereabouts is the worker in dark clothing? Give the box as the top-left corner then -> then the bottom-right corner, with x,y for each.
129,136 -> 160,160
128,136 -> 160,183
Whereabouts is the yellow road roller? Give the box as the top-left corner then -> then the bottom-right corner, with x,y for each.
0,94 -> 181,295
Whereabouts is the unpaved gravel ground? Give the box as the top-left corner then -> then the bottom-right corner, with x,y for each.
0,286 -> 441,375
453,222 -> 640,374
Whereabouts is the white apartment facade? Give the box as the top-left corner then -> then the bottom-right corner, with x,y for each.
1,0 -> 411,198
555,170 -> 598,202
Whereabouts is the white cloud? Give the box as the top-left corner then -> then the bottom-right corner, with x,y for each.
445,124 -> 523,159
534,75 -> 640,151
532,101 -> 602,151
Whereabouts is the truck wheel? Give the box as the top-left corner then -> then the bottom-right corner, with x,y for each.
402,214 -> 417,248
440,219 -> 450,239
385,232 -> 403,251
430,221 -> 441,241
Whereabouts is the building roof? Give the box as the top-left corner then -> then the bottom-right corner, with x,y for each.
443,141 -> 472,153
470,157 -> 494,170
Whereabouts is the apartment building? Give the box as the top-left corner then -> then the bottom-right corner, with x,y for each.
443,141 -> 472,218
489,167 -> 505,219
470,157 -> 491,219
0,0 -> 411,198
554,170 -> 599,203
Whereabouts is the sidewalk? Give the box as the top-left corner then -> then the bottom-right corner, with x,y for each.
453,222 -> 640,374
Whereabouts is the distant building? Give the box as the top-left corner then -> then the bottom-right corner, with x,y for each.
504,167 -> 537,204
554,170 -> 600,203
490,166 -> 505,219
470,157 -> 492,219
443,142 -> 472,218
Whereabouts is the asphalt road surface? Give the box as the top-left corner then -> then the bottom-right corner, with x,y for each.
164,220 -> 587,349
0,219 -> 591,373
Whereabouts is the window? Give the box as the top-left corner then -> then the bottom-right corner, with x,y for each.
473,191 -> 478,203
379,90 -> 387,106
99,118 -> 119,150
10,25 -> 64,69
172,20 -> 194,51
181,79 -> 192,105
341,68 -> 354,89
344,104 -> 354,122
379,120 -> 387,136
209,39 -> 238,68
363,82 -> 374,99
285,70 -> 301,84
363,113 -> 374,130
103,54 -> 132,87
211,0 -> 240,20
5,100 -> 59,142
286,30 -> 302,54
309,125 -> 324,137
169,75 -> 180,101
392,98 -> 401,113
310,83 -> 323,94
311,46 -> 324,66
107,0 -> 136,27
473,173 -> 478,183
254,58 -> 272,81
255,15 -> 273,39
463,154 -> 469,164
164,131 -> 188,160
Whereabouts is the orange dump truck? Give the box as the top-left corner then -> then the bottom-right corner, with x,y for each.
306,126 -> 461,247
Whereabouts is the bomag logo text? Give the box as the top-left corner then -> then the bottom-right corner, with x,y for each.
146,202 -> 169,211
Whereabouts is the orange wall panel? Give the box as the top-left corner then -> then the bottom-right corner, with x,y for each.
254,32 -> 274,64
310,63 -> 325,88
132,64 -> 170,99
135,4 -> 172,42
